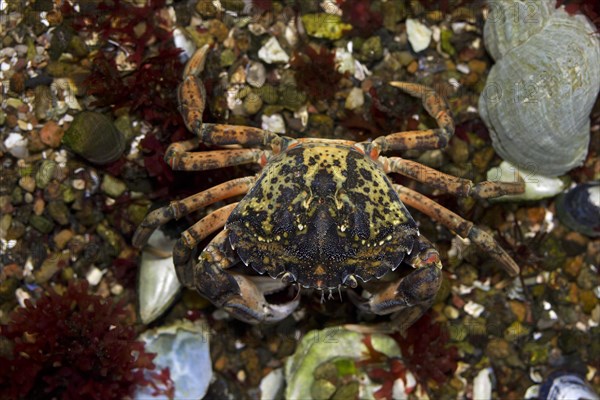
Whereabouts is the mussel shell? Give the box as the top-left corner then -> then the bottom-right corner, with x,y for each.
556,182 -> 600,237
479,0 -> 600,177
62,111 -> 125,164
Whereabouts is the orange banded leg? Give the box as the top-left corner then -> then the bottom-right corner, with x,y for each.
382,157 -> 525,199
178,45 -> 291,152
133,176 -> 256,247
393,184 -> 520,276
173,203 -> 238,281
364,82 -> 455,156
166,145 -> 266,171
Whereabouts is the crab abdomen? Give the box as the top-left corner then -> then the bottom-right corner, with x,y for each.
226,143 -> 418,289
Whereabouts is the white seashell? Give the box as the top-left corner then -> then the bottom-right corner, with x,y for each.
138,230 -> 181,324
478,0 -> 600,176
135,319 -> 212,399
487,160 -> 569,201
473,368 -> 494,400
285,327 -> 402,400
259,368 -> 284,400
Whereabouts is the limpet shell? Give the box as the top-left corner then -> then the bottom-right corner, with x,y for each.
478,0 -> 600,176
62,111 -> 125,164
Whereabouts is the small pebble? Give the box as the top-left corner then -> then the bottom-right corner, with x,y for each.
33,197 -> 45,216
4,133 -> 29,158
15,288 -> 31,308
406,18 -> 432,52
18,176 -> 36,192
39,120 -> 64,148
344,87 -> 364,110
246,61 -> 266,88
72,179 -> 86,190
468,59 -> 487,75
101,174 -> 127,198
261,113 -> 286,133
53,229 -> 74,250
258,37 -> 289,64
406,60 -> 418,74
86,266 -> 105,286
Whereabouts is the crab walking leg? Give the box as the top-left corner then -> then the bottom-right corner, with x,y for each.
166,146 -> 266,171
381,156 -> 525,198
179,45 -> 290,151
393,184 -> 520,276
366,82 -> 455,156
173,203 -> 238,282
133,176 -> 256,247
191,230 -> 300,323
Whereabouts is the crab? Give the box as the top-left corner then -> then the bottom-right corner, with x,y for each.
133,45 -> 524,327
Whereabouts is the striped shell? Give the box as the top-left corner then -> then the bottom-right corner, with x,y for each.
478,0 -> 600,176
62,111 -> 125,165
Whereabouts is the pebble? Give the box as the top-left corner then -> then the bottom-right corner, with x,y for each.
4,132 -> 29,158
39,120 -> 64,148
406,18 -> 432,52
53,229 -> 74,250
486,337 -> 511,359
15,288 -> 31,308
18,176 -> 36,192
47,201 -> 70,225
29,214 -> 54,234
72,179 -> 85,190
246,61 -> 266,88
86,266 -> 105,286
344,87 -> 364,110
468,59 -> 487,75
407,60 -> 418,74
443,305 -> 460,319
261,113 -> 286,133
258,37 -> 289,64
101,174 -> 127,198
0,214 -> 11,239
563,256 -> 583,278
509,300 -> 528,322
35,256 -> 61,283
33,197 -> 45,215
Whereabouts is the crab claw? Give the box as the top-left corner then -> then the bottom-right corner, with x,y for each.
223,274 -> 300,324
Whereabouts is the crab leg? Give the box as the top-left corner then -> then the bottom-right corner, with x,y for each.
348,235 -> 443,332
133,176 -> 256,247
166,146 -> 266,171
179,45 -> 289,151
381,156 -> 524,198
172,203 -> 238,280
393,184 -> 520,276
363,82 -> 455,156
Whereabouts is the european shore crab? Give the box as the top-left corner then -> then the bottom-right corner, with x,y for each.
133,45 -> 524,328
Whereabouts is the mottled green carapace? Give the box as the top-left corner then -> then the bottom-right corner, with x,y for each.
227,143 -> 418,289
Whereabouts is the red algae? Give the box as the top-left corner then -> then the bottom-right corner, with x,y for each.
0,281 -> 173,400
